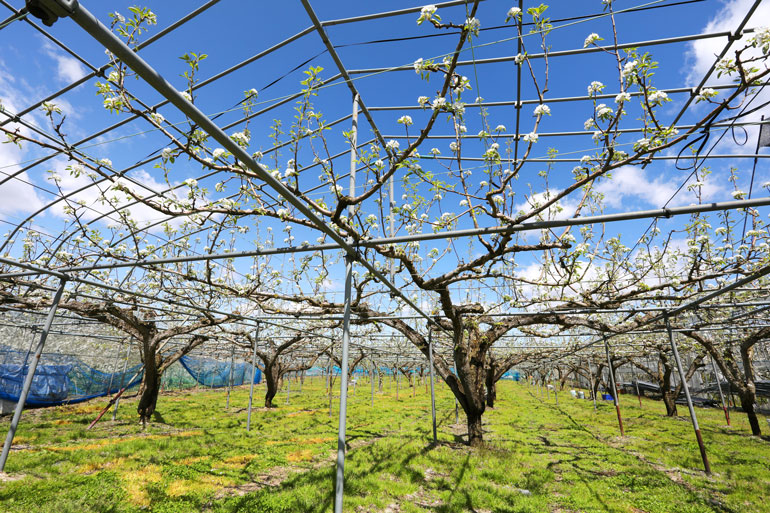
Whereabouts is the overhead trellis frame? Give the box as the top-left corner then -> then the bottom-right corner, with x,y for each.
0,0 -> 768,510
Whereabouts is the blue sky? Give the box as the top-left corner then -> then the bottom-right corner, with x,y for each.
1,0 -> 769,310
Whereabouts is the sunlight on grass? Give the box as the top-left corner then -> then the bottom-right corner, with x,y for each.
0,377 -> 768,512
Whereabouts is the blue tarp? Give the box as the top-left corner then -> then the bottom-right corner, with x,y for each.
180,355 -> 261,388
0,345 -> 143,406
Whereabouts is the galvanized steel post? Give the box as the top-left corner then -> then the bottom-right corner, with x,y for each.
710,355 -> 730,426
246,323 -> 260,432
226,343 -> 235,409
428,330 -> 437,444
665,316 -> 711,474
112,341 -> 132,421
604,337 -> 625,436
0,277 -> 67,472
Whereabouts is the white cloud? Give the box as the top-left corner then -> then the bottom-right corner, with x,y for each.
0,61 -> 45,216
686,0 -> 770,153
0,167 -> 44,216
596,166 -> 676,208
514,189 -> 581,221
595,165 -> 725,208
49,162 -> 183,231
42,40 -> 86,84
686,0 -> 770,85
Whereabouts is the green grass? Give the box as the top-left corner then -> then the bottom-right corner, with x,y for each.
1,377 -> 768,512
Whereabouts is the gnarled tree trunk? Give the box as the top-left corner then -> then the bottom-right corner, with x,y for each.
137,353 -> 161,423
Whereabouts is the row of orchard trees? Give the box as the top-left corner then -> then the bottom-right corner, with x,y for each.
0,3 -> 769,441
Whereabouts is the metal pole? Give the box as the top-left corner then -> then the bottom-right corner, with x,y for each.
666,317 -> 711,474
226,343 -> 235,409
247,323 -> 260,432
286,372 -> 291,405
334,254 -> 353,512
389,176 -> 395,282
710,355 -> 730,426
428,330 -> 437,444
333,93 -> 357,513
0,277 -> 67,472
587,360 -> 597,411
329,363 -> 334,418
112,342 -> 132,421
604,337 -> 625,436
632,365 -> 643,407
106,338 -> 125,394
370,363 -> 375,407
553,367 -> 558,406
396,355 -> 400,400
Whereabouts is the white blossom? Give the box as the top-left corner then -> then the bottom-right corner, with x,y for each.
417,95 -> 429,107
417,5 -> 437,25
213,148 -> 226,159
506,7 -> 522,21
465,17 -> 481,36
584,118 -> 595,130
161,147 -> 174,160
494,124 -> 506,132
41,102 -> 60,115
587,81 -> 604,94
514,53 -> 525,65
533,104 -> 550,116
179,90 -> 193,102
583,33 -> 602,48
99,158 -> 112,167
622,60 -> 638,78
595,103 -> 613,119
615,92 -> 631,103
231,131 -> 250,146
183,178 -> 198,188
648,90 -> 669,104
386,139 -> 400,151
149,112 -> 165,125
397,115 -> 413,126
522,132 -> 538,143
695,88 -> 718,102
431,97 -> 447,110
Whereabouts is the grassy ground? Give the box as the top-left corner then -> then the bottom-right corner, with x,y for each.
0,377 -> 768,512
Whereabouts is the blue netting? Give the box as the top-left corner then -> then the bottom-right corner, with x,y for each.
179,355 -> 261,388
0,345 -> 143,406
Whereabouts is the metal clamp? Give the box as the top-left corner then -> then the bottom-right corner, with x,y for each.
26,0 -> 78,27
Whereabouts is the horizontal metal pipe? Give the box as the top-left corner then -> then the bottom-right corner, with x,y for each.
367,83 -> 739,111
348,28 -> 759,74
2,196 -> 767,278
